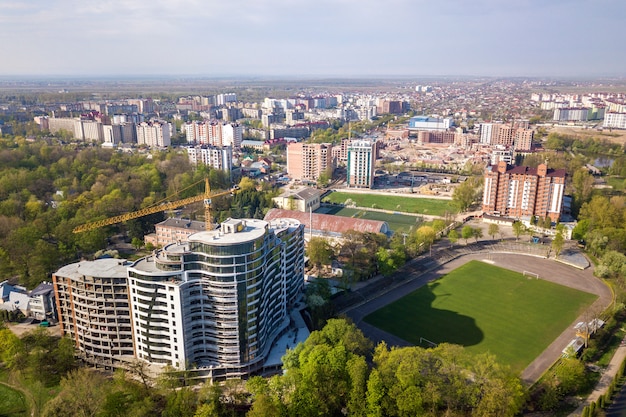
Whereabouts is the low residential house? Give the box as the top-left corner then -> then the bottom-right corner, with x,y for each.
273,187 -> 322,212
29,281 -> 56,321
0,280 -> 57,321
0,280 -> 29,316
144,218 -> 206,247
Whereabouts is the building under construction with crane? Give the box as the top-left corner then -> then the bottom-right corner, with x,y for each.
54,216 -> 305,380
54,179 -> 307,380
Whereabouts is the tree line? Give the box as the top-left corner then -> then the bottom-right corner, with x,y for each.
0,137 -> 274,290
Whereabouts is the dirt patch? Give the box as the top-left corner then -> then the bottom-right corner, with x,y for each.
549,126 -> 626,145
7,321 -> 62,338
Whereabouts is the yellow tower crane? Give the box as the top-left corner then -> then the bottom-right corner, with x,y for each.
72,178 -> 237,233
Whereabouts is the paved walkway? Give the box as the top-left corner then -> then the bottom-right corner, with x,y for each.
570,345 -> 626,416
341,241 -> 612,386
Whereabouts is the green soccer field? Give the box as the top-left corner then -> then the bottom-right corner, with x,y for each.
363,260 -> 597,372
322,191 -> 457,217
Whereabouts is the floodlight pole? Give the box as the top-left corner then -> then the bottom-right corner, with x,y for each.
309,204 -> 313,241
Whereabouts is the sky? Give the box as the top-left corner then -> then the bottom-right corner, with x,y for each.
1,0 -> 625,78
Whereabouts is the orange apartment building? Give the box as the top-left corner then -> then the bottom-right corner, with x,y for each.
286,142 -> 334,182
482,161 -> 566,222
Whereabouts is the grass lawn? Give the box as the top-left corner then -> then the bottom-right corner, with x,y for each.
318,206 -> 421,233
0,383 -> 28,417
323,191 -> 457,217
364,260 -> 597,372
606,176 -> 625,191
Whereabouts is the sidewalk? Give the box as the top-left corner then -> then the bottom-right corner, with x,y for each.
570,344 -> 626,416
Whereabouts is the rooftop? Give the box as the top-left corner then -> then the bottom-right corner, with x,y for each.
264,208 -> 389,235
188,219 -> 269,246
158,217 -> 205,232
55,258 -> 129,279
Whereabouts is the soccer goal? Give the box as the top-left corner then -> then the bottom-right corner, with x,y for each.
420,337 -> 438,348
523,271 -> 539,280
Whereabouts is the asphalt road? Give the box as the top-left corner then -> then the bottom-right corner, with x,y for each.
344,252 -> 611,385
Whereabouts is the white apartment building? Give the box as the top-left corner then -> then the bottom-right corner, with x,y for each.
128,218 -> 304,377
346,140 -> 376,188
221,123 -> 243,148
185,121 -> 209,144
604,113 -> 626,129
553,107 -> 589,122
186,145 -> 233,171
136,121 -> 171,147
480,123 -> 494,144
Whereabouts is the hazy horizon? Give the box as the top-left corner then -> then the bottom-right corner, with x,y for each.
1,0 -> 625,78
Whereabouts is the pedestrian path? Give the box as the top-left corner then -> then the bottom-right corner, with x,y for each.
569,345 -> 626,416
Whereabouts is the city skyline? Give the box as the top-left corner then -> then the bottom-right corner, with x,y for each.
1,0 -> 625,78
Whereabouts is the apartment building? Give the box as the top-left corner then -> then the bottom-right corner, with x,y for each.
53,259 -> 134,368
136,121 -> 171,147
128,218 -> 304,377
184,121 -> 243,148
286,142 -> 334,182
482,161 -> 566,222
346,140 -> 376,188
417,130 -> 459,145
103,123 -> 136,146
513,129 -> 534,151
553,107 -> 589,122
221,123 -> 243,148
479,123 -> 533,150
604,112 -> 626,129
186,145 -> 233,171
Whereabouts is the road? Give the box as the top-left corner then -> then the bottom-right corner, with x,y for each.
344,251 -> 611,385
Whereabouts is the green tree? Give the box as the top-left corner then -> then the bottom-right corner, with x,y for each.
512,221 -> 524,241
377,247 -> 405,277
163,387 -> 198,417
131,237 -> 143,250
472,227 -> 484,242
448,229 -> 459,247
366,369 -> 385,417
452,177 -> 481,212
554,357 -> 586,395
461,225 -> 473,244
238,176 -> 256,192
42,368 -> 110,417
246,394 -> 283,417
488,223 -> 500,240
415,225 -> 436,252
571,168 -> 595,209
595,250 -> 626,279
432,219 -> 447,234
551,231 -> 565,257
307,237 -> 333,273
0,328 -> 25,369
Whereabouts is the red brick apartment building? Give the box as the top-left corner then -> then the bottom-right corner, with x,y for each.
482,161 -> 566,222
